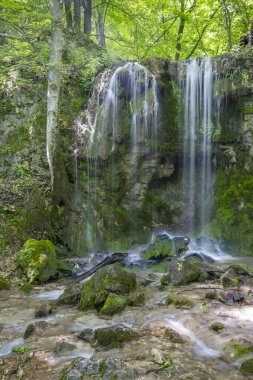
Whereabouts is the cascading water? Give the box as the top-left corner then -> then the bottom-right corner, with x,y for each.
183,58 -> 214,235
79,62 -> 159,249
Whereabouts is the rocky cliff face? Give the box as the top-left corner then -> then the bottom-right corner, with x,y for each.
1,48 -> 253,257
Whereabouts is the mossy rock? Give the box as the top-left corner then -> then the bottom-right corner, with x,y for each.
0,276 -> 10,290
57,260 -> 75,276
160,274 -> 171,286
225,338 -> 253,358
127,290 -> 146,306
166,294 -> 194,309
229,264 -> 250,275
100,294 -> 128,315
93,325 -> 138,349
240,358 -> 253,374
57,283 -> 82,306
168,258 -> 203,286
16,239 -> 57,283
164,328 -> 184,343
221,269 -> 239,289
211,322 -> 224,334
79,263 -> 137,311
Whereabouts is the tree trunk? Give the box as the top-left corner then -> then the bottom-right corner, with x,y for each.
83,0 -> 92,35
74,0 -> 81,29
0,7 -> 6,45
175,1 -> 185,60
96,9 -> 106,48
64,0 -> 72,29
47,0 -> 63,184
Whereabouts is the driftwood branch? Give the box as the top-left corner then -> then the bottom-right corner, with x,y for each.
74,252 -> 128,282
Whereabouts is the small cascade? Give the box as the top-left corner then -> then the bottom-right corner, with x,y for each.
183,58 -> 214,235
88,62 -> 159,157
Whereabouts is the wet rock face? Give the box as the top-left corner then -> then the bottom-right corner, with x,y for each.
0,276 -> 11,290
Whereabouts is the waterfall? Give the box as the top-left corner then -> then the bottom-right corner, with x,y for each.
183,58 -> 214,234
80,62 -> 159,250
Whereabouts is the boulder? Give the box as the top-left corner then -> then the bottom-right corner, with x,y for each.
100,293 -> 128,315
221,269 -> 239,288
24,321 -> 47,339
79,263 -> 136,311
57,283 -> 82,306
54,340 -> 76,354
78,325 -> 138,350
219,290 -> 244,305
168,257 -> 205,286
240,358 -> 253,374
16,239 -> 57,283
140,233 -> 189,262
34,303 -> 52,318
210,322 -> 224,334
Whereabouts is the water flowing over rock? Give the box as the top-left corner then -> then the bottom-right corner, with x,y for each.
182,58 -> 214,234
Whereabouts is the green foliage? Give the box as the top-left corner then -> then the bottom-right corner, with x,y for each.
211,322 -> 225,334
205,291 -> 218,300
225,340 -> 253,358
210,171 -> 253,255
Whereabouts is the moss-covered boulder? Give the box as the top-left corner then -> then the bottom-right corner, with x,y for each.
240,358 -> 253,374
16,239 -> 57,283
164,328 -> 184,343
210,322 -> 225,334
140,233 -> 189,261
93,325 -> 138,350
0,276 -> 10,290
100,293 -> 128,315
225,338 -> 253,358
168,258 -> 204,286
79,263 -> 137,311
221,269 -> 239,288
166,294 -> 194,308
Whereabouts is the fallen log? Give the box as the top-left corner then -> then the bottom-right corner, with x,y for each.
74,252 -> 128,282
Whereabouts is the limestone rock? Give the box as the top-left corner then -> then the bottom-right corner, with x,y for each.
34,303 -> 52,318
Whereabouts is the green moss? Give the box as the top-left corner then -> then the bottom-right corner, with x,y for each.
0,276 -> 10,290
221,269 -> 239,289
211,322 -> 224,334
210,171 -> 253,256
141,239 -> 175,261
100,294 -> 128,315
79,264 -> 137,311
225,340 -> 253,358
127,290 -> 146,306
161,274 -> 171,286
205,291 -> 218,300
240,358 -> 253,374
12,346 -> 29,353
164,328 -> 183,343
166,294 -> 194,309
229,264 -> 251,275
93,325 -> 137,349
16,239 -> 57,283
57,283 -> 82,306
19,283 -> 33,294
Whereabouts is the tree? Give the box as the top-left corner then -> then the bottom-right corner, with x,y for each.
64,0 -> 73,29
84,0 -> 92,35
46,0 -> 63,184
